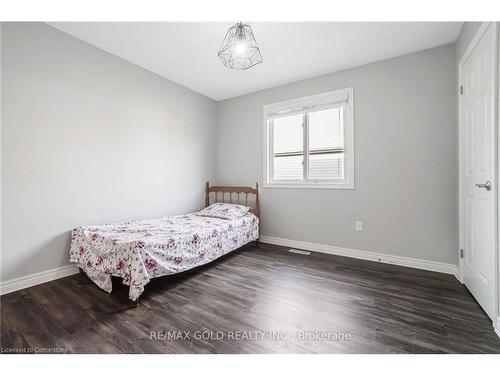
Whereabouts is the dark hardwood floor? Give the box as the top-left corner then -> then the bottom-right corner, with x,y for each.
2,242 -> 500,354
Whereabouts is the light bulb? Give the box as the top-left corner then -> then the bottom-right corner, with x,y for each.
234,41 -> 248,56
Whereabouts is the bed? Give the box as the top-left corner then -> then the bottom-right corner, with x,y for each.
69,182 -> 260,302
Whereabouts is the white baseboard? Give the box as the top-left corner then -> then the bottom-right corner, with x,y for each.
0,239 -> 459,295
495,317 -> 500,338
260,236 -> 458,276
0,264 -> 79,296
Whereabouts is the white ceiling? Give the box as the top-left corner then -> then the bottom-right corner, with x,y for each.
48,22 -> 463,101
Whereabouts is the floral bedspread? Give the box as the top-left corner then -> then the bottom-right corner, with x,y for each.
69,213 -> 259,301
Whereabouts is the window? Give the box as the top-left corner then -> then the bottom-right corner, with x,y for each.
263,87 -> 354,189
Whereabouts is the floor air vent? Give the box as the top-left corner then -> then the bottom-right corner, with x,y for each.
288,249 -> 311,255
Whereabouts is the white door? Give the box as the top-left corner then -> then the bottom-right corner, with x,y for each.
461,23 -> 496,320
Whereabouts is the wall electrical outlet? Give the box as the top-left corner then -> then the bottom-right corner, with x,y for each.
355,221 -> 363,231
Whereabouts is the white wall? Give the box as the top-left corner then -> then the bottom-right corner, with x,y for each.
216,44 -> 457,265
1,22 -> 217,282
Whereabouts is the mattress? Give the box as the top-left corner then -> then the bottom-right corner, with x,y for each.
69,212 -> 259,300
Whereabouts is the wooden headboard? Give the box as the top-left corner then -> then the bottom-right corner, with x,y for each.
205,181 -> 260,219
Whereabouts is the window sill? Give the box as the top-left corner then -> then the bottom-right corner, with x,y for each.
263,182 -> 354,190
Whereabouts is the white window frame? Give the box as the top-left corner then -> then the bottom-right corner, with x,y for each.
263,87 -> 354,189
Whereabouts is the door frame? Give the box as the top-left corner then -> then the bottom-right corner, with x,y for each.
458,22 -> 499,329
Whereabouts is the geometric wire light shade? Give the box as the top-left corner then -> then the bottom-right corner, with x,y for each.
218,22 -> 263,70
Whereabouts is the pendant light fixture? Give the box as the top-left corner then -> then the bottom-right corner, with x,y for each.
218,22 -> 263,70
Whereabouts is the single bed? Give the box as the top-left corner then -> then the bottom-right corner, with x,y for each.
69,182 -> 260,302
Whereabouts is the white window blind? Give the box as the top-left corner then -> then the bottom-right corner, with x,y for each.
308,106 -> 344,180
272,113 -> 303,180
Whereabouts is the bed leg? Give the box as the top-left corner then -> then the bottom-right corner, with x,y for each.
78,267 -> 85,277
132,298 -> 140,308
256,238 -> 260,248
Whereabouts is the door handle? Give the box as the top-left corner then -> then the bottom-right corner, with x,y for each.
475,181 -> 491,191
